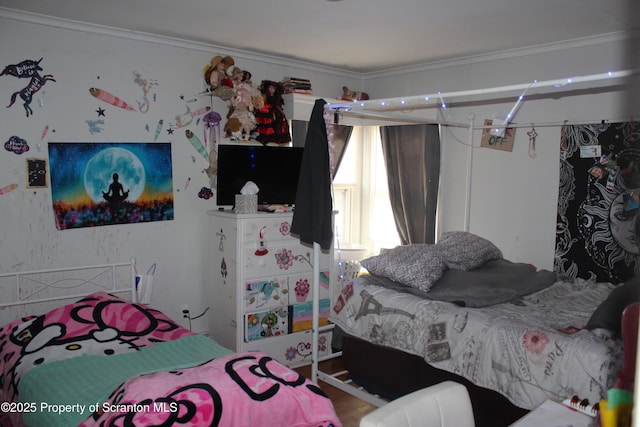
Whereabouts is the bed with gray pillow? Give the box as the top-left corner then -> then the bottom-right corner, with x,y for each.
330,231 -> 625,415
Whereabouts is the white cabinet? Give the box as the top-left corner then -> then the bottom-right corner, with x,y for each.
206,210 -> 334,367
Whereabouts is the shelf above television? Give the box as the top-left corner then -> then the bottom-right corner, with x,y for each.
283,93 -> 436,126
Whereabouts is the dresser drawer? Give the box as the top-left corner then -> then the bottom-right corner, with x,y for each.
288,272 -> 330,304
243,242 -> 330,279
243,330 -> 333,368
245,299 -> 330,341
290,299 -> 330,333
244,276 -> 290,312
245,306 -> 290,342
241,216 -> 294,245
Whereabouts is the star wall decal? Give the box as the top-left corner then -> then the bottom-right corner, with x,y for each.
96,107 -> 106,117
166,126 -> 174,135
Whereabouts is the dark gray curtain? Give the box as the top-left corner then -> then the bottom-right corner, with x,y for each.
380,124 -> 441,244
292,119 -> 353,179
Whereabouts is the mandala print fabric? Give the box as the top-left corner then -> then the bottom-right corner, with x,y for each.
555,122 -> 640,283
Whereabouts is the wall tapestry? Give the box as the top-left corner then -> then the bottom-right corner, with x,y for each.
555,121 -> 640,283
49,142 -> 174,230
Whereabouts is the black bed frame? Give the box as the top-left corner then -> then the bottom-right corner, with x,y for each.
339,334 -> 529,427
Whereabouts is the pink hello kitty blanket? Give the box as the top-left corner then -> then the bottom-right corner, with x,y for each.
76,351 -> 340,427
0,292 -> 341,427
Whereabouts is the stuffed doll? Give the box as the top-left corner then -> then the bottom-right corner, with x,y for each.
240,70 -> 264,111
223,117 -> 243,140
254,80 -> 291,145
225,66 -> 258,140
203,55 -> 235,101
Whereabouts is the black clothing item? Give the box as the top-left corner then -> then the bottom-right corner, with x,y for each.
291,99 -> 333,250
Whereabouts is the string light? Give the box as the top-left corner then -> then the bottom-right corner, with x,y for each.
326,70 -> 629,114
490,83 -> 533,136
438,92 -> 446,109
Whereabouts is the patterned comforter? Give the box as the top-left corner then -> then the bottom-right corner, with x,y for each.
330,276 -> 622,410
0,292 -> 340,427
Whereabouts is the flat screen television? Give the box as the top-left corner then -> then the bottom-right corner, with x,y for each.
216,144 -> 304,207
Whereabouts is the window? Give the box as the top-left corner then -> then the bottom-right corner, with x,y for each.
333,126 -> 400,256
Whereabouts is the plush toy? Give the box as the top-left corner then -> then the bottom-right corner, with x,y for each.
341,86 -> 369,101
254,80 -> 291,145
223,117 -> 243,140
203,55 -> 235,101
203,110 -> 222,146
203,111 -> 222,188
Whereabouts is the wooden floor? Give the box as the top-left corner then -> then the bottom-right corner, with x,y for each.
294,357 -> 378,427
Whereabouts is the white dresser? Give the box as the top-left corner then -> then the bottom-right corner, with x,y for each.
206,210 -> 335,367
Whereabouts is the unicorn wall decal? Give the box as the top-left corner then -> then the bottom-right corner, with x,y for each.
2,58 -> 56,117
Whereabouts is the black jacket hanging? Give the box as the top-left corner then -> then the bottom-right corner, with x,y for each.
291,99 -> 333,251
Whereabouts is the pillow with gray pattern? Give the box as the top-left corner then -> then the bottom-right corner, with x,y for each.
436,231 -> 503,271
360,244 -> 445,292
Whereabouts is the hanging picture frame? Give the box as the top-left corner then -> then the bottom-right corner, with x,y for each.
26,158 -> 48,188
48,142 -> 174,230
480,119 -> 515,152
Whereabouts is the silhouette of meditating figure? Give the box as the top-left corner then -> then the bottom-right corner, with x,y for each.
102,173 -> 129,205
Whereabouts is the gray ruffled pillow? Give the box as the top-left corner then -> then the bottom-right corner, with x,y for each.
436,231 -> 503,271
360,244 -> 445,292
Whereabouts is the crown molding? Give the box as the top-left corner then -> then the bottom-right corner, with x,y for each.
0,7 -> 360,80
361,32 -> 628,80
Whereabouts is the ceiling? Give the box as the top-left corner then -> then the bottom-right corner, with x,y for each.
0,0 -> 634,73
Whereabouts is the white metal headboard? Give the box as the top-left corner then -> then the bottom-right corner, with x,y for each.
0,257 -> 137,309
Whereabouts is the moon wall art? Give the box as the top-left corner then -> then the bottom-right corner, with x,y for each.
48,142 -> 174,229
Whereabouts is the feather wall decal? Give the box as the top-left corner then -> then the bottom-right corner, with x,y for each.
89,87 -> 136,111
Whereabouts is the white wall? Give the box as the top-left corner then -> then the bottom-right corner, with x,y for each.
0,15 -> 359,331
362,35 -> 631,271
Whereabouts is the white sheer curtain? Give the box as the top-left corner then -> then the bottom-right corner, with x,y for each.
333,126 -> 400,255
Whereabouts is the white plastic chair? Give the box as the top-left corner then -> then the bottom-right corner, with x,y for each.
359,381 -> 475,427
